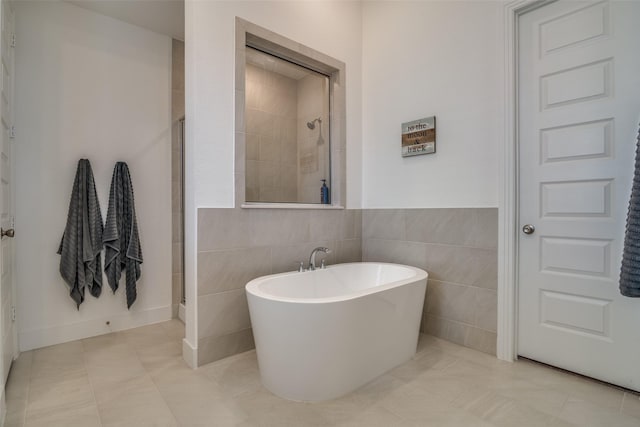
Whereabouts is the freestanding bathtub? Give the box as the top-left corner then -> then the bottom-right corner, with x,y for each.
245,262 -> 428,402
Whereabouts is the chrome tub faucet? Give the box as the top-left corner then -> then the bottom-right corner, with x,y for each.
308,247 -> 332,271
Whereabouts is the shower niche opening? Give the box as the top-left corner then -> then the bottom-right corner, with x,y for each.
236,18 -> 347,208
245,47 -> 330,204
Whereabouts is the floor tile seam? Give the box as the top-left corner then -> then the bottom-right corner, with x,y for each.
561,394 -> 626,416
415,353 -> 460,374
127,326 -> 173,358
441,357 -> 492,376
122,328 -> 171,347
475,396 -> 514,423
512,358 -> 638,398
158,320 -> 185,337
76,358 -> 103,427
554,393 -> 573,423
137,342 -> 184,427
624,388 -> 640,397
197,366 -> 227,391
17,374 -> 30,427
483,396 -> 534,424
89,344 -> 160,426
25,363 -> 94,405
417,341 -> 469,358
82,343 -> 134,358
448,390 -> 495,420
489,385 -> 566,417
83,348 -> 142,370
552,394 -> 571,420
369,400 -> 426,423
5,366 -> 30,423
489,391 -> 559,424
129,342 -> 174,383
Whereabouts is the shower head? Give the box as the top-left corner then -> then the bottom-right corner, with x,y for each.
307,118 -> 322,130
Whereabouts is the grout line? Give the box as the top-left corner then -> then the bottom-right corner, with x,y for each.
555,393 -> 570,422
82,339 -> 104,427
130,321 -> 183,426
518,356 -> 637,397
425,314 -> 497,335
20,353 -> 34,426
19,357 -> 32,427
427,278 -> 498,293
198,287 -> 247,298
363,237 -> 498,251
196,246 -> 263,255
145,368 -> 183,427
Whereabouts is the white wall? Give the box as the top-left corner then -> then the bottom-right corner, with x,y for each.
14,1 -> 172,350
188,1 -> 362,209
362,1 -> 503,208
184,0 -> 363,358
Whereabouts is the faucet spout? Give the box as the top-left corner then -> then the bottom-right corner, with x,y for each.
308,247 -> 332,271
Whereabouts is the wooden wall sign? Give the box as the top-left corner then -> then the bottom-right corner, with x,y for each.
401,116 -> 436,157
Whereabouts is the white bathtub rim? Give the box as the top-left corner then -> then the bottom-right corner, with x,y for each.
245,262 -> 428,304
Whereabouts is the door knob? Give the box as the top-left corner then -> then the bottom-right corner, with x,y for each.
1,228 -> 14,238
522,224 -> 535,235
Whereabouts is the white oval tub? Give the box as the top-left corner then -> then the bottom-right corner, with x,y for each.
245,262 -> 428,402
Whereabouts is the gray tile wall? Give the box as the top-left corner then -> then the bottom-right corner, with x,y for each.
362,208 -> 498,355
196,207 -> 497,365
171,39 -> 185,317
245,64 -> 299,202
196,208 -> 362,366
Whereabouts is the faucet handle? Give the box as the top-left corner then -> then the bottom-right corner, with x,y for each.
321,259 -> 327,269
296,261 -> 305,272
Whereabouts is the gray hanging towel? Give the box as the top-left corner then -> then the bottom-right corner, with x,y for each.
57,159 -> 104,309
103,162 -> 143,309
620,125 -> 640,297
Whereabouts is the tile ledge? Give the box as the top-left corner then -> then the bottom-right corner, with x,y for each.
241,203 -> 344,210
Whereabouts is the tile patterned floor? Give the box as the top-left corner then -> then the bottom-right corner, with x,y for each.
4,320 -> 640,426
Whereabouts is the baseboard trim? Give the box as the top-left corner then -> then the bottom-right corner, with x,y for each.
171,303 -> 179,319
18,305 -> 172,351
0,386 -> 6,427
182,337 -> 197,369
178,303 -> 185,322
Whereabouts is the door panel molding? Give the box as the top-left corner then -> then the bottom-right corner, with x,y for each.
503,0 -> 640,392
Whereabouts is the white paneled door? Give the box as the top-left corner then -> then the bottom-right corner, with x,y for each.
0,0 -> 15,389
518,0 -> 640,391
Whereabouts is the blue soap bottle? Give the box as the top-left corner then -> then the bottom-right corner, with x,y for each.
321,179 -> 330,204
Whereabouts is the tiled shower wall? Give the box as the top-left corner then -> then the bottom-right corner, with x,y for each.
245,64 -> 299,202
362,208 -> 498,355
297,74 -> 330,203
196,208 -> 362,366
